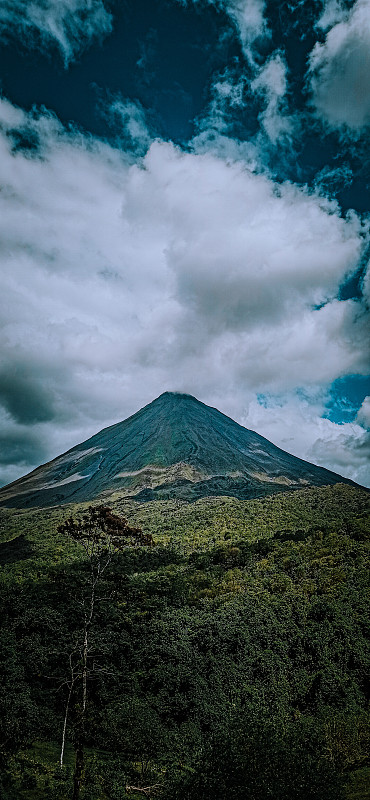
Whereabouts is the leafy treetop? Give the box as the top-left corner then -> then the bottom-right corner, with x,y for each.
58,505 -> 154,553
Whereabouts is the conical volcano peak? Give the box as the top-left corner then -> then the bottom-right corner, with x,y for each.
158,391 -> 192,397
0,392 -> 356,509
147,390 -> 214,419
155,391 -> 203,404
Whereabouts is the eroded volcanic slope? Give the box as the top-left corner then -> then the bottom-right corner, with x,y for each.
0,392 -> 356,508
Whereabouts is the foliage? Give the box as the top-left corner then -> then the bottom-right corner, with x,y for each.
164,712 -> 345,800
57,505 -> 154,550
0,484 -> 369,798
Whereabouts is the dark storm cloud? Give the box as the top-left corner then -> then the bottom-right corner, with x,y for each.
0,430 -> 46,467
0,364 -> 55,425
0,418 -> 50,487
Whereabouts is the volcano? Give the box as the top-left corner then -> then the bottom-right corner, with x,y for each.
0,392 -> 356,508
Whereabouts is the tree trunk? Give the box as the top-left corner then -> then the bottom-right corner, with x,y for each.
60,682 -> 73,769
82,627 -> 88,716
72,738 -> 84,800
72,593 -> 92,799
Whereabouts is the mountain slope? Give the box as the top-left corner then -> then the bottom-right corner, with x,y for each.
0,392 -> 357,508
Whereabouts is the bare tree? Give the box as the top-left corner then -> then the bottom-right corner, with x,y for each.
57,505 -> 153,800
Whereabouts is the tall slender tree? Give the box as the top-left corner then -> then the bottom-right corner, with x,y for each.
58,505 -> 153,800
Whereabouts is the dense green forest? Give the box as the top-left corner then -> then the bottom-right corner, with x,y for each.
0,484 -> 369,799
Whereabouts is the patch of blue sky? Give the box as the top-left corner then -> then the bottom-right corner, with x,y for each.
339,246 -> 370,301
324,375 -> 370,424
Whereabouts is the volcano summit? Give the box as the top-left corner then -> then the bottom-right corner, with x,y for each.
0,392 -> 356,508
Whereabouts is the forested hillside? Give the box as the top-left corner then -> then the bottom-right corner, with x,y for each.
0,484 -> 369,799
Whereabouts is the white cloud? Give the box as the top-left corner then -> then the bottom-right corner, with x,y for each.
175,0 -> 268,62
225,0 -> 268,61
191,70 -> 258,160
212,75 -> 247,111
361,258 -> 370,304
100,97 -> 154,156
250,51 -> 294,144
356,396 -> 370,428
316,0 -> 348,32
242,394 -> 370,487
0,0 -> 112,65
308,0 -> 370,133
193,53 -> 296,162
314,163 -> 353,196
0,97 -> 368,485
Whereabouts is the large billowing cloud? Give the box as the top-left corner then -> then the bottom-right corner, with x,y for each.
0,0 -> 112,65
308,0 -> 370,133
0,97 -> 369,486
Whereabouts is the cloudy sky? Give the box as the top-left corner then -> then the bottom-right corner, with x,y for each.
0,0 -> 369,487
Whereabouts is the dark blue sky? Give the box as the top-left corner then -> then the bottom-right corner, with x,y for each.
1,0 -> 368,209
0,0 -> 227,140
0,0 -> 369,485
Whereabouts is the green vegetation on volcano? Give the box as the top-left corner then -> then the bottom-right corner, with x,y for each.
0,482 -> 369,799
1,483 -> 368,572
